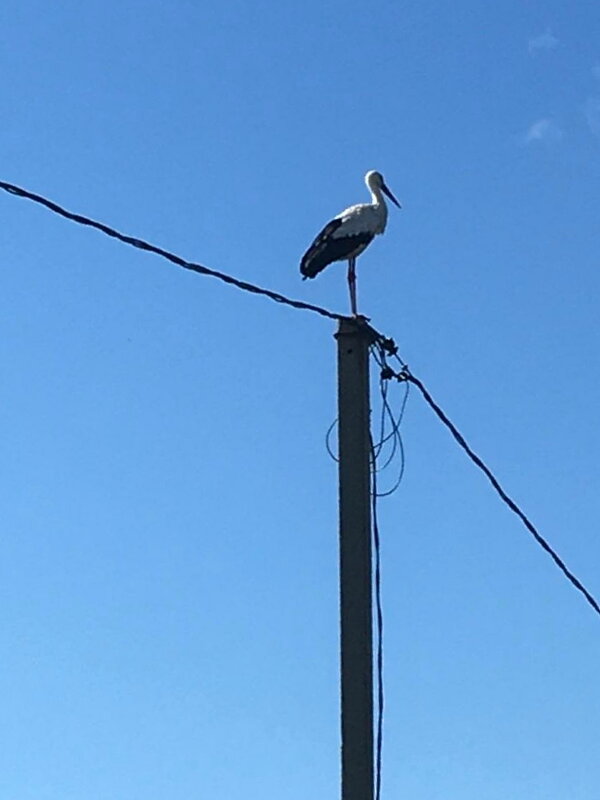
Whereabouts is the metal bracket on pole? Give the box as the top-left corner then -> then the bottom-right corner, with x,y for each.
335,318 -> 375,800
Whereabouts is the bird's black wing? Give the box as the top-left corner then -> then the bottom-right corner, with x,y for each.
300,219 -> 343,279
300,218 -> 373,280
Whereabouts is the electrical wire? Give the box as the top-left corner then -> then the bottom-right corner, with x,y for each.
368,348 -> 411,800
325,417 -> 339,463
0,180 -> 346,324
371,378 -> 400,471
370,345 -> 410,495
375,384 -> 408,498
1,178 -> 598,617
370,433 -> 385,800
372,377 -> 390,461
395,364 -> 600,618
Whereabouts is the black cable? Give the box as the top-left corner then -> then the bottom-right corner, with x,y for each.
376,381 -> 409,495
404,370 -> 600,617
0,180 -> 346,324
374,379 -> 399,471
370,345 -> 410,493
372,388 -> 402,490
367,348 -> 410,800
325,418 -> 339,463
372,377 -> 390,461
370,434 -> 384,800
2,177 -> 598,618
370,348 -> 397,465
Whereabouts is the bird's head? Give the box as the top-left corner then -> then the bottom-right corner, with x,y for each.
365,170 -> 402,209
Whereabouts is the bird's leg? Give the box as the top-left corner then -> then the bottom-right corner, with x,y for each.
347,257 -> 358,316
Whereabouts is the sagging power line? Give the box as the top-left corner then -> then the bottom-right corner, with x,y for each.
0,180 -> 345,325
372,343 -> 600,618
1,177 -> 597,616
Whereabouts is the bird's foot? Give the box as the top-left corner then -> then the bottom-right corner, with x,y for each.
352,312 -> 371,322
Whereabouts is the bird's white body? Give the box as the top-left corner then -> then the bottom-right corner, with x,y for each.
300,170 -> 401,315
332,188 -> 389,239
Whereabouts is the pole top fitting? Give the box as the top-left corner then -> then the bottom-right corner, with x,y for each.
335,316 -> 381,344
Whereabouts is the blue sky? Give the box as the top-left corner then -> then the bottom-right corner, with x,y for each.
1,2 -> 600,798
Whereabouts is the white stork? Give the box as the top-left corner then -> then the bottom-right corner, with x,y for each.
300,170 -> 401,315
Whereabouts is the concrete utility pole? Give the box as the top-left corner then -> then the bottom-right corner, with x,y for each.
336,318 -> 375,800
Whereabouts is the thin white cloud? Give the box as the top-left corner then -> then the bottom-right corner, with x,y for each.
528,30 -> 559,54
585,97 -> 600,135
523,118 -> 563,144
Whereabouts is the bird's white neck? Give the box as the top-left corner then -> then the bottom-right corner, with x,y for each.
368,185 -> 388,233
369,184 -> 385,206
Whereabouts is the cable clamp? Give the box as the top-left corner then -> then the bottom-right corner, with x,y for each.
380,366 -> 395,381
379,336 -> 398,356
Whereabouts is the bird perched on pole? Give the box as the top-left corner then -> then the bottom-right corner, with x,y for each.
300,170 -> 401,316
